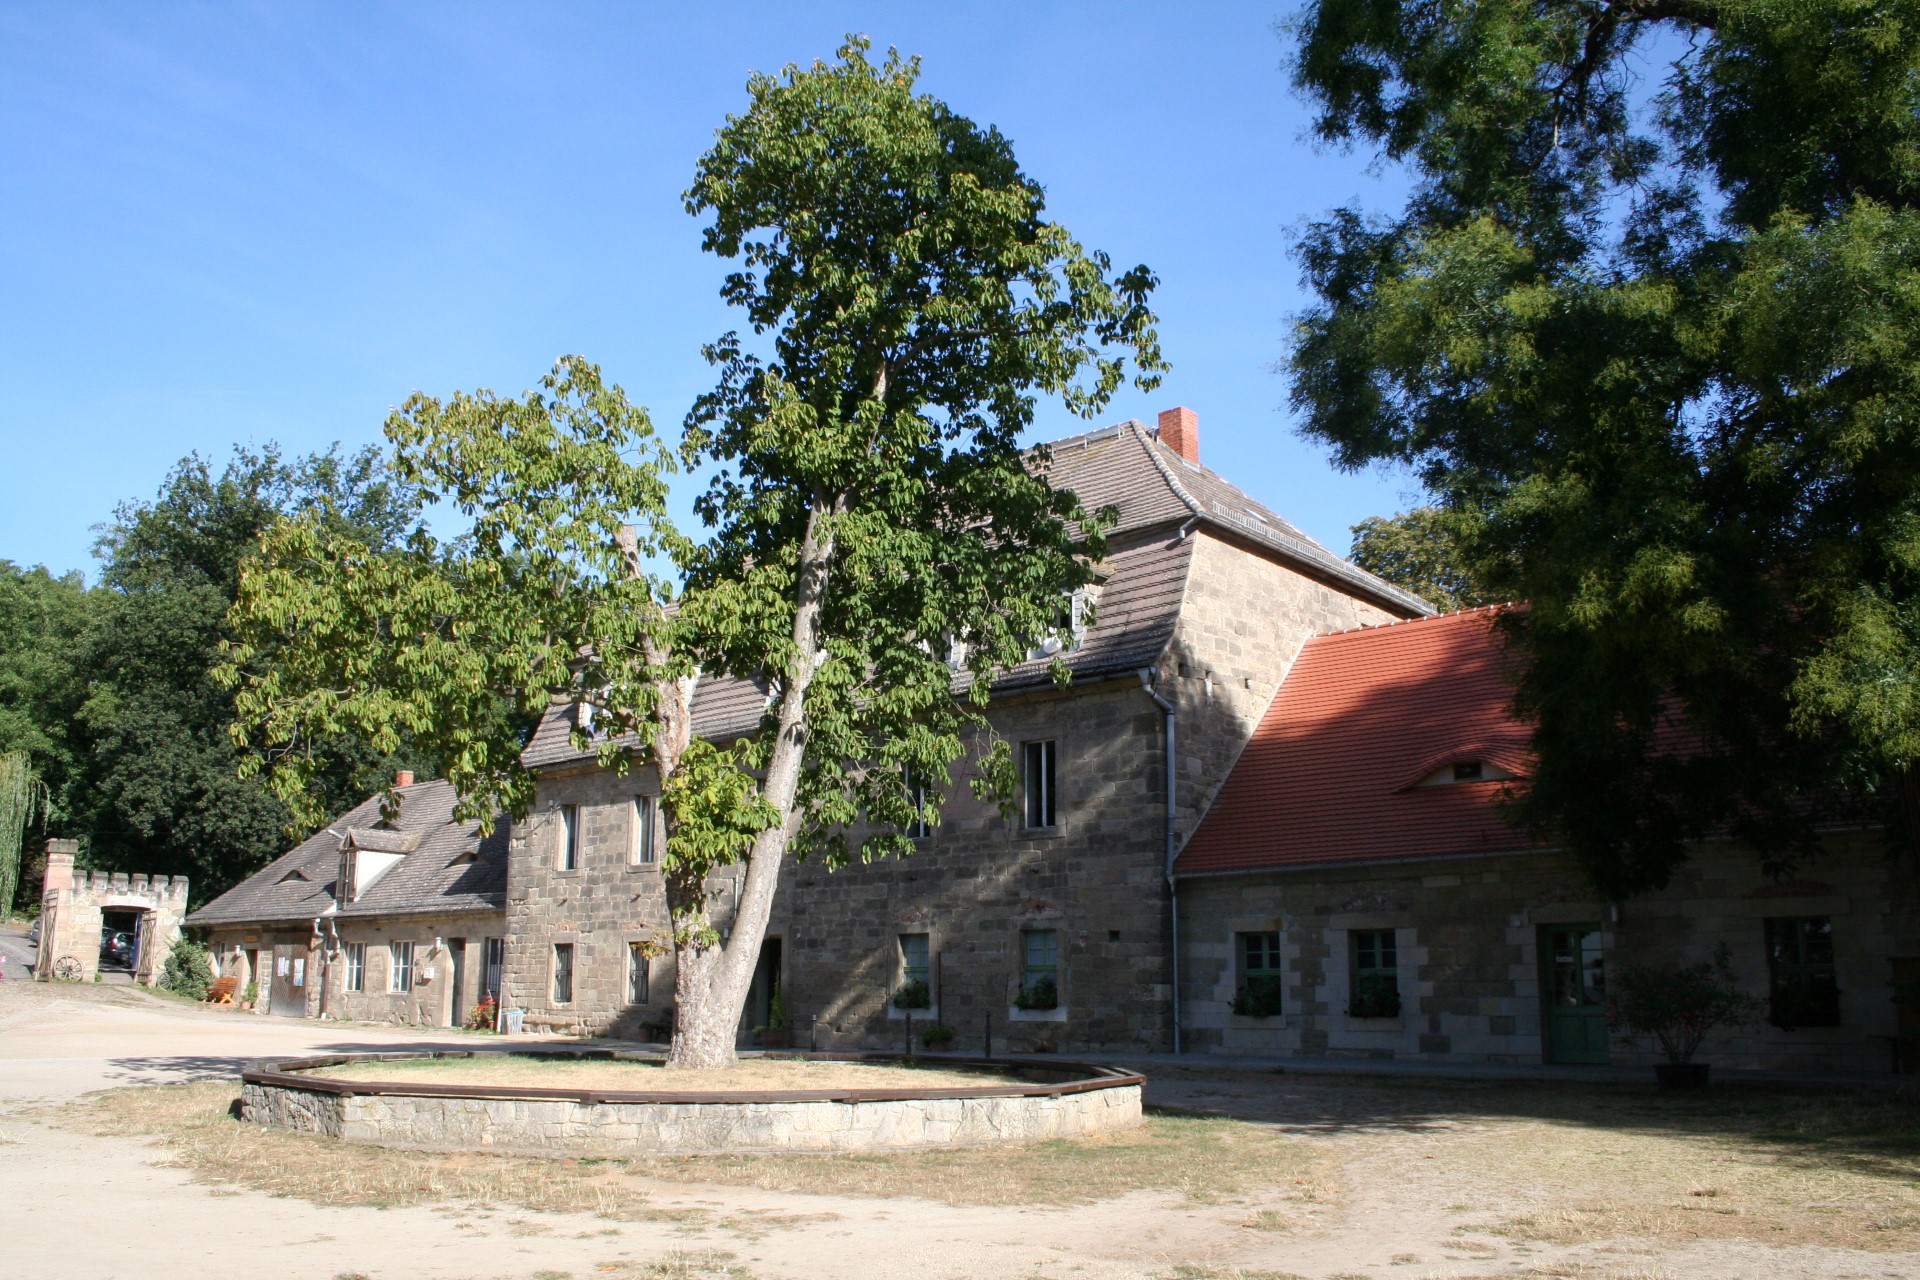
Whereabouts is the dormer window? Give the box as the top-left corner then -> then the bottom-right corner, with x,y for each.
1452,761 -> 1483,782
1027,585 -> 1100,662
1414,758 -> 1516,787
277,868 -> 310,884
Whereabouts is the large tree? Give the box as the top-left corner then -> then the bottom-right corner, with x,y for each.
1349,507 -> 1496,613
1288,0 -> 1920,897
226,38 -> 1163,1067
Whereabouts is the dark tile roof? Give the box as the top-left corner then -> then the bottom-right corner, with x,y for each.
186,779 -> 508,927
1176,606 -> 1540,875
523,418 -> 1426,773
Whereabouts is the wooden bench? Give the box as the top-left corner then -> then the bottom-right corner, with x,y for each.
208,976 -> 240,1005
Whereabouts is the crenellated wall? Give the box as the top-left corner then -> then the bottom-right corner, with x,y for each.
35,841 -> 189,985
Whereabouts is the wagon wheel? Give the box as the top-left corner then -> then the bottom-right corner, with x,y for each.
51,955 -> 84,982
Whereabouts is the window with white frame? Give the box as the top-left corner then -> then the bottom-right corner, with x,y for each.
388,940 -> 414,993
631,795 -> 657,865
345,942 -> 366,993
894,933 -> 931,1009
557,803 -> 580,871
1022,739 -> 1057,829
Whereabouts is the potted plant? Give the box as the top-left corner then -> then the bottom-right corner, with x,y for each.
1014,976 -> 1058,1011
464,993 -> 499,1031
1347,973 -> 1401,1019
1608,946 -> 1763,1087
240,981 -> 257,1011
757,985 -> 790,1048
920,1024 -> 955,1050
892,978 -> 931,1010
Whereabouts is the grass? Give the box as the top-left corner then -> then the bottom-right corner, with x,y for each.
305,1053 -> 1022,1092
52,1082 -> 1324,1217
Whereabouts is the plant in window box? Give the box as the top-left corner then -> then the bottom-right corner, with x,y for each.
1607,946 -> 1762,1087
1232,978 -> 1283,1019
920,1024 -> 955,1050
892,978 -> 931,1010
1014,976 -> 1058,1011
1347,973 -> 1401,1019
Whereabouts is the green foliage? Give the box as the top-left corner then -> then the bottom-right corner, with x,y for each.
1014,977 -> 1058,1011
1231,976 -> 1284,1019
1608,946 -> 1763,1064
1346,973 -> 1400,1019
162,938 -> 214,1001
765,983 -> 789,1031
1348,507 -> 1496,613
1288,0 -> 1920,895
891,978 -> 931,1010
70,444 -> 436,902
919,1024 -> 955,1048
0,752 -> 46,919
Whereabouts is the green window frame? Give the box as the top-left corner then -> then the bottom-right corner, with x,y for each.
1766,917 -> 1839,1029
1349,929 -> 1400,1018
894,933 -> 932,1009
1017,928 -> 1059,1010
1234,931 -> 1283,1017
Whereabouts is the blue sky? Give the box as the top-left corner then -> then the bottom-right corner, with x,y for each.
0,2 -> 1421,581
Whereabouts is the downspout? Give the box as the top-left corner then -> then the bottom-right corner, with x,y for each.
1138,668 -> 1181,1055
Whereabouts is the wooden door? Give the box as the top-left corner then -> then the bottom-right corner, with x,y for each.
1542,924 -> 1610,1064
269,943 -> 305,1016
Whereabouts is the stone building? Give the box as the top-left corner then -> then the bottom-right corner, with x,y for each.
1173,606 -> 1920,1073
507,410 -> 1431,1050
33,839 -> 187,985
187,774 -> 509,1026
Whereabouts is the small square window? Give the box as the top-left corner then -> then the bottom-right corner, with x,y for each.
557,804 -> 580,871
1234,931 -> 1283,1017
552,942 -> 575,1004
1022,740 -> 1057,829
1349,929 -> 1400,1018
1766,917 -> 1839,1028
388,940 -> 414,994
631,796 -> 657,866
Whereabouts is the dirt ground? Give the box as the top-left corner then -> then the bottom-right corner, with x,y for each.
1,971 -> 1916,1280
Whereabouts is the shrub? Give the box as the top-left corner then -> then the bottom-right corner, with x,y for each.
1608,945 -> 1763,1064
1232,978 -> 1283,1019
1014,977 -> 1058,1011
920,1024 -> 955,1049
1347,972 -> 1400,1019
892,978 -> 931,1010
162,939 -> 213,1000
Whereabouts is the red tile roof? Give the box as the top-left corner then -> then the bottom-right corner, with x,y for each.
1175,606 -> 1542,875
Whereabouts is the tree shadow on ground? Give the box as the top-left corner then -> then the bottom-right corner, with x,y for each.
1145,1066 -> 1920,1187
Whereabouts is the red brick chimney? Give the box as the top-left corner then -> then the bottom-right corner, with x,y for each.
1157,406 -> 1198,463
394,770 -> 415,788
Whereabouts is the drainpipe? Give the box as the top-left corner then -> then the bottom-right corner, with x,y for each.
1138,668 -> 1181,1055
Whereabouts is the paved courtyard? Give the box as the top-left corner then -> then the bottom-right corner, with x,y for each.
1,957 -> 1915,1280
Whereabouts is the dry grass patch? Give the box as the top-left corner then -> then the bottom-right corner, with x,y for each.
305,1053 -> 1022,1093
53,1082 -> 1323,1217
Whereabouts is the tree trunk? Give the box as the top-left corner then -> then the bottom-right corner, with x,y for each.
663,495 -> 842,1070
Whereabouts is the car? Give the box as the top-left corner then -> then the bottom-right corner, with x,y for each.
99,929 -> 132,967
27,919 -> 39,946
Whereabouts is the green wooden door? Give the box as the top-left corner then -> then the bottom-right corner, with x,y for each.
1542,925 -> 1610,1064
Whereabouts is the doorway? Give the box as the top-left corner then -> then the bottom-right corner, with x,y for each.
1541,924 -> 1609,1064
739,937 -> 783,1045
269,943 -> 307,1017
447,938 -> 467,1028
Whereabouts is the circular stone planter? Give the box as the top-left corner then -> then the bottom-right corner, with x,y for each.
239,1050 -> 1145,1156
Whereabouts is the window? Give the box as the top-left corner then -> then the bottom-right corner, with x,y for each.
631,796 -> 656,865
1234,931 -> 1283,1017
1349,929 -> 1400,1018
1016,928 -> 1059,1009
904,769 -> 931,840
1452,761 -> 1484,782
1022,739 -> 1057,829
552,942 -> 575,1004
557,804 -> 580,871
895,933 -> 931,1009
1766,917 -> 1839,1028
345,942 -> 366,994
388,941 -> 414,994
482,937 -> 504,999
627,941 -> 650,1004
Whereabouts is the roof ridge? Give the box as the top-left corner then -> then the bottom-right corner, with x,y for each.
1317,601 -> 1520,640
1127,421 -> 1205,519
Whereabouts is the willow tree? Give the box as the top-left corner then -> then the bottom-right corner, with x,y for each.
1288,0 -> 1920,896
226,38 -> 1162,1067
0,752 -> 47,917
